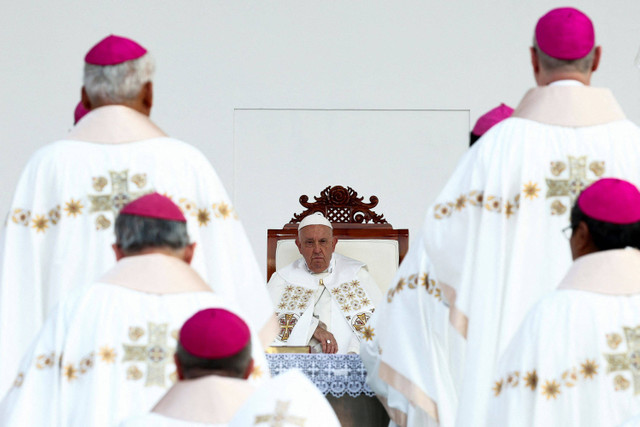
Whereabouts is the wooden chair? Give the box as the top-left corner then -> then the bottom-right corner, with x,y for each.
267,185 -> 409,293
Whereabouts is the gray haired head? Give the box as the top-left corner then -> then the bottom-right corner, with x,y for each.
532,38 -> 596,74
115,213 -> 190,255
83,53 -> 155,107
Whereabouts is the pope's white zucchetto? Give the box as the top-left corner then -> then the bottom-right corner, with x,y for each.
298,212 -> 333,231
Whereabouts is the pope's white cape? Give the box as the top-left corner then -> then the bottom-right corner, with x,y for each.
361,85 -> 640,426
0,254 -> 269,427
0,106 -> 275,396
488,249 -> 640,427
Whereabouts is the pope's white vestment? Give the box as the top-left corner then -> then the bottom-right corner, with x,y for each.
488,249 -> 640,427
0,254 -> 269,427
361,84 -> 640,426
0,105 -> 275,396
268,253 -> 381,354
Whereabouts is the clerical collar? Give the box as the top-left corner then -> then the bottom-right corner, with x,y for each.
67,104 -> 167,144
557,248 -> 640,295
549,79 -> 585,87
304,255 -> 336,276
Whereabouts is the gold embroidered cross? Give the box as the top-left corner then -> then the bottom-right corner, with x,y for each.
546,156 -> 597,207
604,326 -> 640,395
278,314 -> 298,342
255,400 -> 306,426
123,322 -> 175,387
88,170 -> 150,217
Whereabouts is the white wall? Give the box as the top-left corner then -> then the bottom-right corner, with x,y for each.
2,1 -> 640,274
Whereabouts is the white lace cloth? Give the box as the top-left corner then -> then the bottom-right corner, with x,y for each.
265,354 -> 375,397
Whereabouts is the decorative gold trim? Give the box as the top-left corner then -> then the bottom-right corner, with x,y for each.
433,189 -> 525,220
493,358 -> 599,399
386,273 -> 442,304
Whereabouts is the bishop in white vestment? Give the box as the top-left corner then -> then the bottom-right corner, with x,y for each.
0,35 -> 275,396
0,194 -> 269,426
268,213 -> 381,354
489,179 -> 640,426
362,8 -> 640,426
121,308 -> 259,427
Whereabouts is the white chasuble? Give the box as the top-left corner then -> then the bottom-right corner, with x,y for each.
361,85 -> 640,426
229,370 -> 340,427
489,249 -> 640,427
268,253 -> 381,354
0,254 -> 269,427
0,105 -> 276,396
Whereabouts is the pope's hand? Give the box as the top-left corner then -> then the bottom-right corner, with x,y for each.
313,325 -> 338,354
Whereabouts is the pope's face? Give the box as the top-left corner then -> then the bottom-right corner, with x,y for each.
296,225 -> 337,274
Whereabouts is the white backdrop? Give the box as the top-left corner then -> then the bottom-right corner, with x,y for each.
234,108 -> 468,271
2,1 -> 640,274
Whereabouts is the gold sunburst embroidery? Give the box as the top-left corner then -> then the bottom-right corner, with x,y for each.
395,278 -> 405,292
63,364 -> 78,381
64,199 -> 84,217
541,380 -> 561,399
213,202 -> 233,219
197,208 -> 211,227
524,370 -> 538,391
493,379 -> 503,396
31,215 -> 49,233
523,182 -> 540,200
504,201 -> 515,218
454,195 -> 467,211
98,346 -> 116,364
580,359 -> 598,379
363,326 -> 375,342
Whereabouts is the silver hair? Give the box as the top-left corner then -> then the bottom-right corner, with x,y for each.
115,213 -> 190,255
532,39 -> 596,74
83,53 -> 155,106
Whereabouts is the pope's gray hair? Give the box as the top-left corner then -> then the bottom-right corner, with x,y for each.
115,213 -> 190,255
83,53 -> 155,106
533,39 -> 596,74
